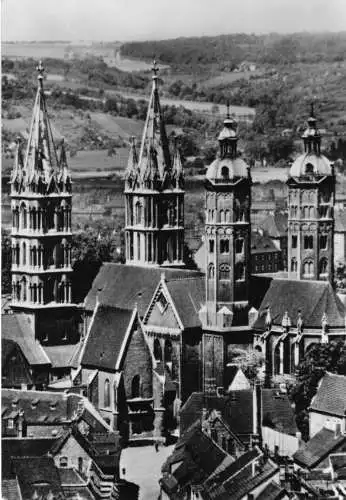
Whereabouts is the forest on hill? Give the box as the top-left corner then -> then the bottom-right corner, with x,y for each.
121,32 -> 346,70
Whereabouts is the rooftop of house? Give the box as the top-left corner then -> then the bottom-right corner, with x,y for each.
84,262 -> 202,315
2,388 -> 111,433
164,276 -> 205,329
81,305 -> 135,371
180,389 -> 297,440
259,212 -> 288,239
310,372 -> 346,417
251,232 -> 281,254
330,453 -> 346,480
2,338 -> 34,387
12,456 -> 64,500
253,279 -> 346,330
2,314 -> 51,366
293,427 -> 346,469
256,480 -> 288,500
43,343 -> 81,369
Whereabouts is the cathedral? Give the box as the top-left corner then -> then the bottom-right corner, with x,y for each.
5,61 -> 346,440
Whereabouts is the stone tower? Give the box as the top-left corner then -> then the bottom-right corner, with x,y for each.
124,61 -> 184,267
10,62 -> 79,344
199,110 -> 252,393
287,105 -> 335,283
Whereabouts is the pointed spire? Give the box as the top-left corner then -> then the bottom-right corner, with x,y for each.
302,100 -> 321,155
126,136 -> 139,187
297,310 -> 303,334
10,137 -> 24,187
265,307 -> 272,331
137,59 -> 171,187
18,61 -> 61,193
281,311 -> 291,331
218,100 -> 238,159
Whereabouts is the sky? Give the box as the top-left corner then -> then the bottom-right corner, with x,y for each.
1,0 -> 346,42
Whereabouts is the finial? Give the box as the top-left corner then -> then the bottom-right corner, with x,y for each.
152,59 -> 159,79
36,60 -> 45,85
226,99 -> 230,119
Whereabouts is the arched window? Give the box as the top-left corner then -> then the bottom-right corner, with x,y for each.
22,277 -> 27,302
220,239 -> 229,254
235,239 -> 244,254
104,379 -> 110,407
135,202 -> 142,225
319,258 -> 328,275
309,206 -> 314,218
304,235 -> 313,250
59,457 -> 68,468
153,339 -> 162,361
219,210 -> 225,223
225,210 -> 230,223
235,262 -> 245,281
137,233 -> 141,261
164,339 -> 173,363
22,242 -> 26,266
303,260 -> 314,277
78,457 -> 83,474
221,166 -> 229,179
219,263 -> 230,280
274,343 -> 281,375
208,263 -> 215,279
21,203 -> 27,229
131,375 -> 140,398
291,258 -> 297,272
305,163 -> 314,175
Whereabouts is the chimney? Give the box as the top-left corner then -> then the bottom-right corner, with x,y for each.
18,410 -> 25,438
335,422 -> 341,439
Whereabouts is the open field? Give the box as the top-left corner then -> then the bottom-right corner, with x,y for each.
202,69 -> 263,88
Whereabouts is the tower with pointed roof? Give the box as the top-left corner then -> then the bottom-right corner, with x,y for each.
10,62 -> 79,344
199,108 -> 252,393
287,104 -> 335,283
124,61 -> 185,267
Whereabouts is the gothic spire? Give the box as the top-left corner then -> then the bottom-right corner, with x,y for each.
10,138 -> 24,188
126,136 -> 139,187
137,60 -> 171,186
19,61 -> 62,193
172,141 -> 184,189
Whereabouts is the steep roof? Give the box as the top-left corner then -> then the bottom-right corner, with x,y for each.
259,213 -> 288,239
43,344 -> 80,369
81,305 -> 134,371
310,372 -> 346,417
2,437 -> 57,479
251,232 -> 280,254
2,314 -> 51,366
254,279 -> 345,329
2,339 -> 34,387
262,389 -> 297,435
293,427 -> 346,469
13,456 -> 64,500
84,262 -> 202,315
165,276 -> 205,329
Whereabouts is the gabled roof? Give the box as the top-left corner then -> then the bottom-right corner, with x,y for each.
251,232 -> 280,254
310,372 -> 346,417
2,437 -> 57,479
293,427 -> 346,469
259,213 -> 288,238
165,276 -> 205,329
81,305 -> 135,371
13,456 -> 64,500
84,262 -> 202,315
43,343 -> 81,369
2,339 -> 34,387
2,314 -> 51,366
262,389 -> 298,435
253,279 -> 345,329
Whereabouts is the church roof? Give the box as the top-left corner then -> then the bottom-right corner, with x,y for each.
289,151 -> 332,178
165,276 -> 205,329
310,372 -> 346,417
10,61 -> 71,195
2,314 -> 51,366
84,262 -> 202,316
206,156 -> 249,183
253,279 -> 345,330
81,305 -> 135,371
43,344 -> 81,369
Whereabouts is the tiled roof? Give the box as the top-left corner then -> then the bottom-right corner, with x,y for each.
2,314 -> 51,366
335,209 -> 346,233
81,305 -> 134,371
253,279 -> 345,329
310,372 -> 346,417
205,448 -> 261,488
44,343 -> 81,369
2,437 -> 56,479
2,338 -> 34,387
166,276 -> 205,329
330,453 -> 346,480
84,262 -> 202,315
293,427 -> 346,469
13,456 -> 64,500
62,485 -> 95,499
256,480 -> 288,500
222,460 -> 278,500
2,479 -> 22,500
251,232 -> 280,254
262,389 -> 298,436
259,213 -> 288,238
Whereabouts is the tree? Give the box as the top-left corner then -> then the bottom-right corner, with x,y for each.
290,342 -> 346,440
228,347 -> 265,381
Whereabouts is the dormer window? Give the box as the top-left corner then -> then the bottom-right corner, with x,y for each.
221,166 -> 229,179
305,163 -> 314,175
